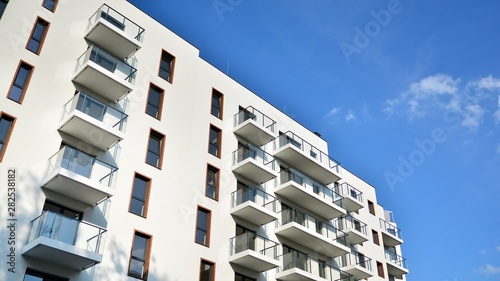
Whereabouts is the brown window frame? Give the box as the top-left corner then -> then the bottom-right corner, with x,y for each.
199,259 -> 215,281
128,230 -> 152,280
205,164 -> 219,201
195,206 -> 211,247
42,0 -> 58,12
26,16 -> 50,54
7,60 -> 34,104
158,49 -> 175,83
372,229 -> 380,245
208,125 -> 222,158
145,129 -> 165,169
368,200 -> 375,215
376,261 -> 385,278
145,83 -> 164,120
210,88 -> 223,119
0,112 -> 16,162
128,173 -> 152,218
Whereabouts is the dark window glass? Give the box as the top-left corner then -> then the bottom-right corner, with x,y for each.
8,62 -> 33,103
128,232 -> 151,280
42,0 -> 57,12
0,0 -> 8,19
199,260 -> 214,281
211,90 -> 223,118
159,51 -> 175,82
368,200 -> 375,215
129,174 -> 150,217
208,126 -> 221,157
195,208 -> 210,246
27,18 -> 49,54
205,165 -> 218,200
146,84 -> 163,119
146,130 -> 164,168
24,268 -> 68,281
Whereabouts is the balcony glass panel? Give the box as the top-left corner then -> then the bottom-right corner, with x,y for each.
232,185 -> 278,212
234,106 -> 276,133
384,249 -> 407,269
336,182 -> 363,204
88,4 -> 145,42
230,232 -> 279,259
336,215 -> 367,235
277,252 -> 352,281
380,218 -> 403,240
337,251 -> 373,271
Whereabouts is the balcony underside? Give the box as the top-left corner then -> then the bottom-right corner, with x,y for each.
231,201 -> 278,226
232,158 -> 277,184
229,250 -> 280,272
344,228 -> 369,245
274,145 -> 340,185
276,268 -> 320,281
22,236 -> 102,270
386,261 -> 409,277
234,119 -> 276,146
342,264 -> 373,280
275,181 -> 345,219
42,168 -> 113,206
59,111 -> 124,150
343,197 -> 364,213
72,61 -> 133,102
381,231 -> 404,247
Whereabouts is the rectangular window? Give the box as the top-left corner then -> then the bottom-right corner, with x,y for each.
128,231 -> 152,280
368,200 -> 375,215
195,207 -> 211,246
158,50 -> 175,83
235,273 -> 256,281
199,259 -> 215,281
129,173 -> 151,217
377,261 -> 385,278
43,200 -> 82,220
372,230 -> 380,245
208,125 -> 221,157
23,268 -> 68,281
8,61 -> 34,103
145,83 -> 164,119
211,89 -> 223,119
42,0 -> 58,12
26,17 -> 49,54
0,113 -> 15,162
146,129 -> 165,169
205,165 -> 219,200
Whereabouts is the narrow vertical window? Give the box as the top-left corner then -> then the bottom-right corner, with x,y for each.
195,207 -> 211,246
146,130 -> 165,169
26,17 -> 50,54
210,89 -> 223,119
199,259 -> 215,281
372,230 -> 380,245
158,50 -> 175,83
377,261 -> 385,278
8,61 -> 34,103
145,83 -> 164,119
129,173 -> 151,217
0,0 -> 8,19
0,113 -> 15,162
128,231 -> 152,280
205,165 -> 219,200
368,200 -> 375,215
42,0 -> 58,12
208,125 -> 221,157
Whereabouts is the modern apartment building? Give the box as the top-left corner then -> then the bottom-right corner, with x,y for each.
0,1 -> 409,280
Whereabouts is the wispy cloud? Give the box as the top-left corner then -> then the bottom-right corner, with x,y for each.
476,75 -> 500,90
494,95 -> 500,124
476,264 -> 500,275
324,107 -> 341,118
345,110 -> 356,122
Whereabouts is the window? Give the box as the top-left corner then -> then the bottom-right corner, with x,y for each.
42,0 -> 58,12
376,261 -> 385,278
23,268 -> 68,281
26,17 -> 49,54
372,230 -> 380,245
43,200 -> 82,220
195,207 -> 211,246
8,61 -> 34,103
205,165 -> 219,200
145,83 -> 164,119
211,89 -> 223,119
235,273 -> 256,281
0,0 -> 8,19
129,173 -> 151,217
0,113 -> 15,162
145,129 -> 165,169
368,200 -> 375,215
208,125 -> 221,157
199,259 -> 215,281
158,50 -> 175,83
128,231 -> 152,280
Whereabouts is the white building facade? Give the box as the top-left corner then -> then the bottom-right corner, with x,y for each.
0,0 -> 408,280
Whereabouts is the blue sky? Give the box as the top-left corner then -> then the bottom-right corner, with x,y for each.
129,1 -> 500,280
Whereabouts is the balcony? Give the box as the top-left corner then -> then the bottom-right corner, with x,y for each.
276,252 -> 353,281
85,4 -> 144,59
275,207 -> 350,258
385,249 -> 409,276
72,45 -> 137,102
229,232 -> 280,272
379,219 -> 404,246
22,211 -> 106,270
233,106 -> 277,145
336,251 -> 373,280
273,131 -> 341,185
335,183 -> 363,212
59,92 -> 127,150
275,168 -> 345,219
232,144 -> 278,184
335,215 -> 368,245
231,185 -> 279,226
41,146 -> 117,206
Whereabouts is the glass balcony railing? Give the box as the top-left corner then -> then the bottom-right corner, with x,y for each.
45,146 -> 118,188
234,106 -> 276,134
75,45 -> 137,83
278,207 -> 348,247
277,252 -> 353,281
380,218 -> 403,240
384,249 -> 407,269
335,182 -> 363,204
337,251 -> 373,272
231,185 -> 278,213
229,232 -> 279,259
61,92 -> 128,132
88,4 -> 145,42
233,144 -> 276,171
280,168 -> 344,208
336,215 -> 367,236
26,211 -> 107,255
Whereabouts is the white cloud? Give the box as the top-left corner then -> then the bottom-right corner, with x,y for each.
493,95 -> 500,124
461,104 -> 484,129
476,264 -> 500,275
345,110 -> 356,121
324,107 -> 341,118
476,75 -> 500,90
409,73 -> 460,95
